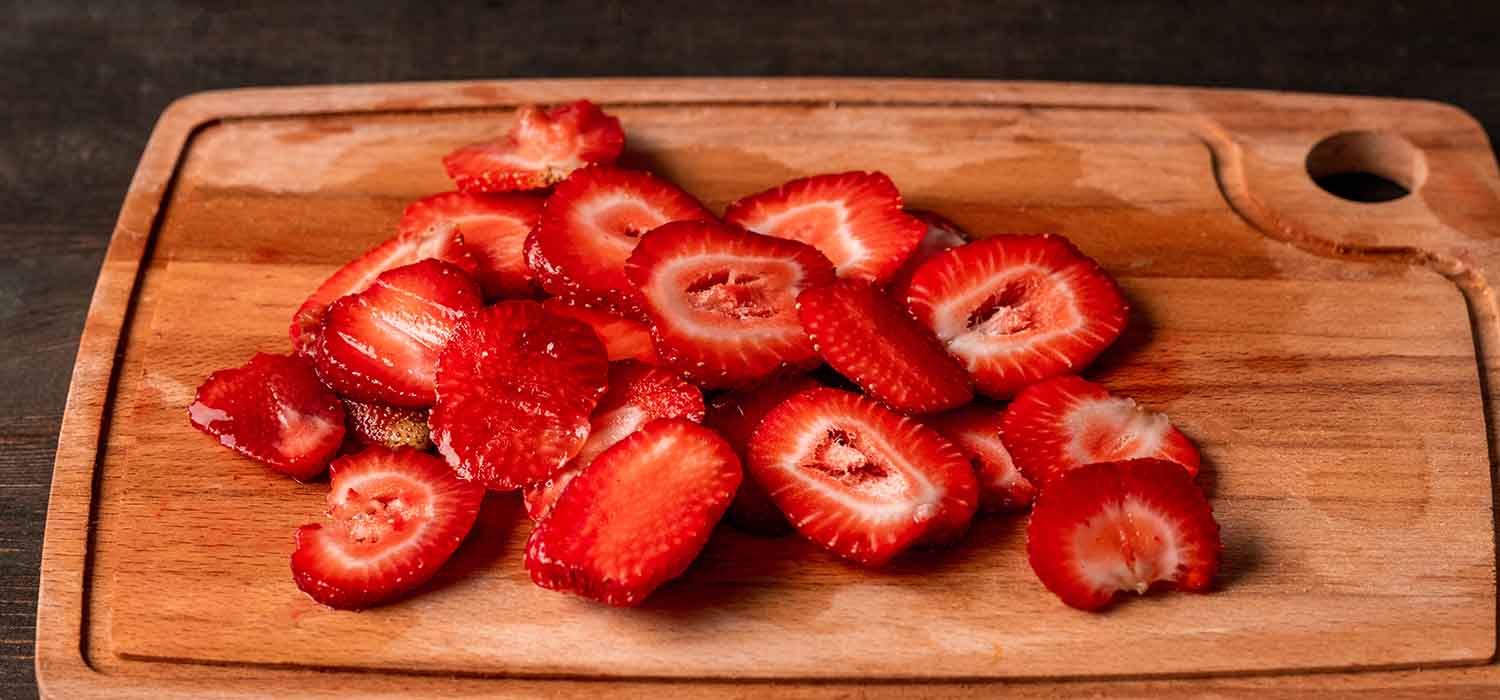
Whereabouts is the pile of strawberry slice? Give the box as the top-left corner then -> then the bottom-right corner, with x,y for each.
189,99 -> 1222,613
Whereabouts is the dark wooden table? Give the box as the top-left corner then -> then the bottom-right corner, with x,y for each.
3,1 -> 1496,697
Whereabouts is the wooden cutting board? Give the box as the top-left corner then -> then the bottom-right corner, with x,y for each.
34,79 -> 1500,698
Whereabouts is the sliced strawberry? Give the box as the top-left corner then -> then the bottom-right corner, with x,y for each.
797,279 -> 972,414
626,220 -> 836,389
342,399 -> 431,451
925,404 -> 1037,512
189,353 -> 345,481
704,375 -> 823,535
526,419 -> 741,606
291,446 -> 486,609
1027,458 -> 1221,611
315,259 -> 482,408
399,191 -> 544,299
541,297 -> 659,365
905,234 -> 1128,398
747,388 -> 977,566
430,301 -> 609,490
532,166 -> 712,318
723,171 -> 925,284
1001,375 -> 1200,489
522,361 -> 705,520
442,100 -> 624,193
885,209 -> 968,300
290,222 -> 480,356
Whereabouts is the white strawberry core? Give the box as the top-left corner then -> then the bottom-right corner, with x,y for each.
652,254 -> 804,338
577,193 -> 668,258
1071,498 -> 1184,594
934,265 -> 1084,368
1063,396 -> 1170,465
326,470 -> 436,558
779,418 -> 943,517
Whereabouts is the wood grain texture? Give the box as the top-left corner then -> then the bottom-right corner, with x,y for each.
28,78 -> 1500,697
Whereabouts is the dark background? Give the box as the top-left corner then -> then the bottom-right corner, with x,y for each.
3,1 -> 1497,697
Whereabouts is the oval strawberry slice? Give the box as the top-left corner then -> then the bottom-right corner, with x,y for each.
905,234 -> 1128,398
541,297 -> 659,365
291,446 -> 486,609
704,375 -> 824,535
399,191 -> 544,300
189,353 -> 346,481
626,220 -> 836,389
723,171 -> 926,284
1001,375 -> 1200,488
442,100 -> 624,193
315,259 -> 482,408
430,301 -> 609,490
1026,458 -> 1221,611
885,209 -> 968,301
924,404 -> 1037,512
341,399 -> 431,451
797,278 -> 972,414
747,388 -> 977,566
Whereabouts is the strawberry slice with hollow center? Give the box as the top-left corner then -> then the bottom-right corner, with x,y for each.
1001,375 -> 1200,488
342,399 -> 431,451
442,100 -> 624,193
189,353 -> 346,481
430,301 -> 609,490
885,209 -> 969,301
541,297 -> 659,365
1026,458 -> 1221,611
705,375 -> 824,535
399,191 -> 544,300
626,220 -> 836,389
525,418 -> 742,606
924,404 -> 1037,512
797,278 -> 972,414
748,388 -> 977,566
723,171 -> 926,284
905,234 -> 1128,398
315,259 -> 482,408
291,446 -> 486,609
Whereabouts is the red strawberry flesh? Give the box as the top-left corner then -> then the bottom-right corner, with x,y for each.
704,375 -> 824,534
189,352 -> 346,481
442,100 -> 624,193
925,404 -> 1037,512
885,209 -> 968,300
399,191 -> 544,300
541,296 -> 660,365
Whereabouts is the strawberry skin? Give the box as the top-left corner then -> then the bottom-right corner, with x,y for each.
704,375 -> 824,534
885,209 -> 968,301
1001,375 -> 1200,488
626,220 -> 836,389
189,352 -> 346,481
747,388 -> 977,566
796,279 -> 972,414
904,234 -> 1128,398
399,191 -> 544,300
925,404 -> 1037,512
525,419 -> 742,606
541,297 -> 660,365
1027,458 -> 1221,611
723,171 -> 926,284
443,100 -> 624,193
315,259 -> 483,408
342,399 -> 431,451
291,446 -> 486,609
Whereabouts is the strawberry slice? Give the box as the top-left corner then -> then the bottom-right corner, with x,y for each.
924,405 -> 1037,512
704,375 -> 823,535
541,297 -> 659,365
885,209 -> 968,301
796,278 -> 972,414
291,446 -> 486,609
747,388 -> 977,566
315,259 -> 482,408
442,99 -> 624,193
1001,375 -> 1200,489
532,166 -> 713,318
430,301 -> 609,490
723,171 -> 926,284
189,353 -> 346,481
522,361 -> 705,520
905,234 -> 1129,398
526,418 -> 741,606
290,222 -> 479,356
1027,458 -> 1221,611
399,191 -> 544,299
626,220 -> 836,389
342,399 -> 431,451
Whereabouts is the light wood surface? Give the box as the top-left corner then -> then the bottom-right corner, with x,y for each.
33,78 -> 1500,697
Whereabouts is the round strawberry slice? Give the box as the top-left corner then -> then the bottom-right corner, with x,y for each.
526,419 -> 742,606
905,234 -> 1128,398
747,388 -> 977,566
723,171 -> 926,284
704,375 -> 824,535
442,99 -> 624,193
430,301 -> 609,490
291,446 -> 486,609
189,353 -> 346,481
1001,375 -> 1200,489
796,279 -> 972,414
342,399 -> 431,451
885,209 -> 969,301
626,220 -> 836,389
1026,458 -> 1221,611
532,166 -> 713,318
399,191 -> 544,300
924,404 -> 1037,512
541,297 -> 659,365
